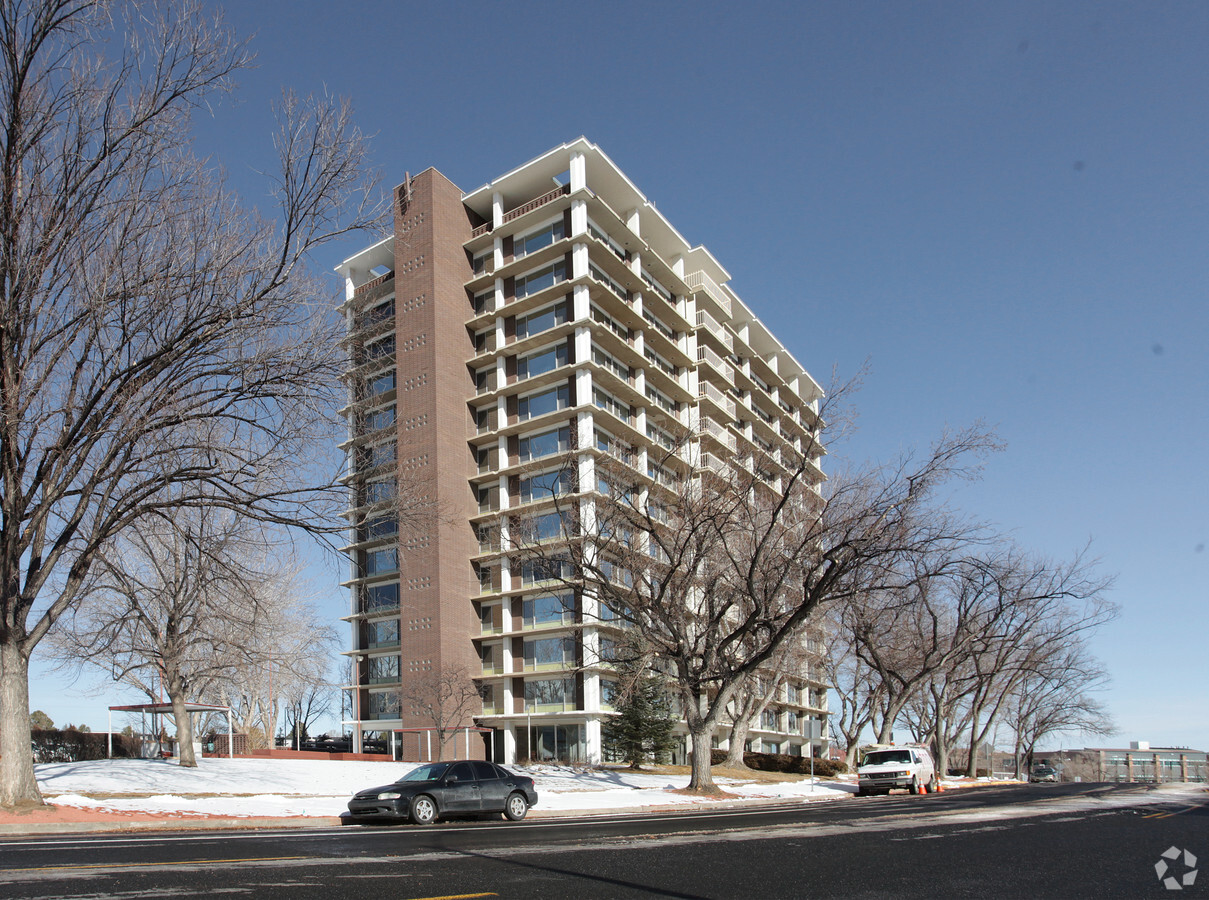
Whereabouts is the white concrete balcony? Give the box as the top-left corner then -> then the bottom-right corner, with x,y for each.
684,270 -> 732,318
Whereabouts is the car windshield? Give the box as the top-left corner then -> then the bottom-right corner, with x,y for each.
398,763 -> 451,782
863,750 -> 912,765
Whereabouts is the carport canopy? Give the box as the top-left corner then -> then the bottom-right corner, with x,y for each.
106,702 -> 233,759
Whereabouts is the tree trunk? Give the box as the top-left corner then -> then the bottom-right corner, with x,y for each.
685,728 -> 718,793
845,742 -> 862,770
0,641 -> 44,807
722,715 -> 752,769
168,679 -> 197,768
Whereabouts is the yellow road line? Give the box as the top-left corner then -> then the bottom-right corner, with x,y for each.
11,855 -> 307,873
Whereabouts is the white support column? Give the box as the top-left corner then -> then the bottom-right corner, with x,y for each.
574,325 -> 592,367
585,718 -> 602,765
493,235 -> 504,272
571,242 -> 589,280
625,208 -> 641,240
570,198 -> 588,237
502,725 -> 517,764
572,283 -> 591,322
492,191 -> 504,228
569,151 -> 587,193
578,450 -> 597,496
576,367 -> 594,418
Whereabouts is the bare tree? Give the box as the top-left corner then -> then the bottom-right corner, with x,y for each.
952,548 -> 1115,776
48,510 -> 260,765
0,1 -> 377,805
204,568 -> 339,750
853,546 -> 1114,776
822,603 -> 889,769
280,682 -> 332,749
48,508 -> 339,766
720,632 -> 816,769
400,665 -> 481,761
1005,643 -> 1114,778
517,412 -> 1000,792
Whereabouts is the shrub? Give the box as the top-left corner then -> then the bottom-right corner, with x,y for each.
711,749 -> 847,776
31,729 -> 140,762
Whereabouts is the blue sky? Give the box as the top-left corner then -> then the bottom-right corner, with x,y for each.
32,1 -> 1207,751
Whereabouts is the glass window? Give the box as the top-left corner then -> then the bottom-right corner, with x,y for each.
515,261 -> 566,299
365,335 -> 395,361
368,441 -> 396,468
524,636 -> 574,669
594,388 -> 632,423
472,761 -> 499,781
365,405 -> 396,432
524,511 -> 567,542
366,370 -> 395,397
364,583 -> 399,612
515,219 -> 565,259
367,619 -> 399,647
365,547 -> 398,576
479,603 -> 495,632
368,655 -> 400,683
600,679 -> 619,710
365,479 -> 396,505
369,692 -> 400,716
517,342 -> 567,380
521,556 -> 571,586
519,426 -> 570,462
524,677 -> 575,710
518,385 -> 569,421
364,516 -> 397,539
519,469 -> 566,503
523,592 -> 574,627
516,301 -> 568,340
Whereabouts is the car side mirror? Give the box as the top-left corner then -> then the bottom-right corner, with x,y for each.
445,775 -> 458,784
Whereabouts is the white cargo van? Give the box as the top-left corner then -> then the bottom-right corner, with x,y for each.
856,745 -> 937,796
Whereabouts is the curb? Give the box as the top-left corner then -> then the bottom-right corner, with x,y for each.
0,792 -> 850,837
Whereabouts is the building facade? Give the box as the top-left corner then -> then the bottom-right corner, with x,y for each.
337,139 -> 828,764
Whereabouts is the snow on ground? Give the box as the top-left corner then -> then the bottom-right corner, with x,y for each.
35,758 -> 852,818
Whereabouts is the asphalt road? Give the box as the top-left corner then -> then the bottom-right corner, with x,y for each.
0,783 -> 1204,899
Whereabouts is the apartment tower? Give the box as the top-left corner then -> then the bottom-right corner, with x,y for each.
337,139 -> 829,764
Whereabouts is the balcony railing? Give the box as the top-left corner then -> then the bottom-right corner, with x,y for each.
684,270 -> 732,317
698,381 -> 737,418
501,183 -> 571,225
696,309 -> 734,351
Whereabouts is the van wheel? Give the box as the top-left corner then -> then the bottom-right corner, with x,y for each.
909,777 -> 921,795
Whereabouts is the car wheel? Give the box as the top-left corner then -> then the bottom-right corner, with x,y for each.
909,777 -> 921,795
410,795 -> 438,825
856,786 -> 867,797
504,792 -> 529,821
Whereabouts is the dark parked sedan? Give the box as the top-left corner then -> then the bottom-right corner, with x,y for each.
341,760 -> 538,825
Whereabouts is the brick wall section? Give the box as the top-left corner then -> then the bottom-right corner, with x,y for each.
391,169 -> 480,738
